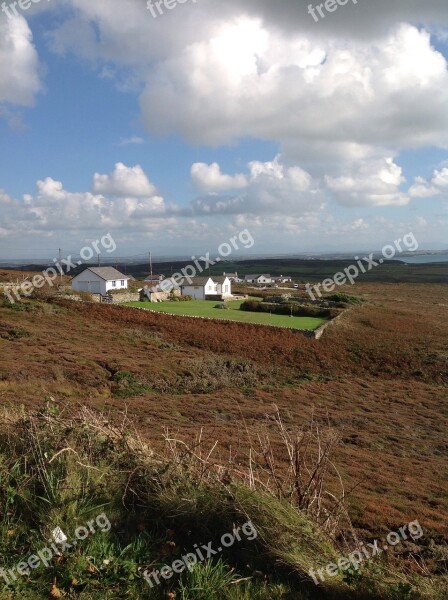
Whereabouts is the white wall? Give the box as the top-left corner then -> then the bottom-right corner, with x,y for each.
105,279 -> 128,292
217,278 -> 232,297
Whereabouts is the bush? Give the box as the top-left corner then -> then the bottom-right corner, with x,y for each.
327,293 -> 363,305
112,370 -> 151,398
0,325 -> 30,340
170,294 -> 192,302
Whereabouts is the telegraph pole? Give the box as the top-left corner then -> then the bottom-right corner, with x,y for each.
149,251 -> 153,282
58,248 -> 62,284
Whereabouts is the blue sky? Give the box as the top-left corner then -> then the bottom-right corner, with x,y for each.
0,0 -> 447,260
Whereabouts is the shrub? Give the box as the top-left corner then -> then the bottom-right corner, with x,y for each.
327,293 -> 363,305
170,294 -> 192,302
0,324 -> 30,340
112,371 -> 151,398
263,294 -> 292,304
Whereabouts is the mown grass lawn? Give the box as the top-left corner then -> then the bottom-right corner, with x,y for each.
124,299 -> 326,330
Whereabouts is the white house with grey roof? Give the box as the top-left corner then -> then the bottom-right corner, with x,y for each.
71,267 -> 130,295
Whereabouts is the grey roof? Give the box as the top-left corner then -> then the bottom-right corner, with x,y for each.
213,276 -> 231,284
82,266 -> 130,281
245,274 -> 270,279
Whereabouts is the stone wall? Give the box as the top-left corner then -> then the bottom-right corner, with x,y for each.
313,309 -> 349,339
109,292 -> 140,303
90,292 -> 141,303
147,290 -> 181,302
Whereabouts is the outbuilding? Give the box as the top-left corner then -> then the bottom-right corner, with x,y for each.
71,266 -> 130,295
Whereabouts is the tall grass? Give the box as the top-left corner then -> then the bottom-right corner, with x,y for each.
0,404 -> 444,599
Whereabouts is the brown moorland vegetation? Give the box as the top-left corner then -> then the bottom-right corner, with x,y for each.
0,269 -> 44,283
0,282 -> 446,547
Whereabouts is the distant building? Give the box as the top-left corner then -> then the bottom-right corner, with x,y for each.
244,274 -> 273,285
223,272 -> 242,283
71,267 -> 130,295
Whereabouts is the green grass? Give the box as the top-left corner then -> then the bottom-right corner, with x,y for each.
123,299 -> 326,331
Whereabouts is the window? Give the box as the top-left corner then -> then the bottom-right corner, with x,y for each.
112,281 -> 116,288
121,280 -> 125,286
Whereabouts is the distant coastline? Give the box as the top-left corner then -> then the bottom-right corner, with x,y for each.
400,253 -> 448,264
1,251 -> 448,269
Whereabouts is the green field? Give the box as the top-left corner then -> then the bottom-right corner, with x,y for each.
124,299 -> 326,330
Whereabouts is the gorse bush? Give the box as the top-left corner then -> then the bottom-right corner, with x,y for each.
112,370 -> 152,398
326,293 -> 363,305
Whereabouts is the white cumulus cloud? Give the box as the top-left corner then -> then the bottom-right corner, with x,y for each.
92,163 -> 158,197
191,162 -> 248,193
409,167 -> 448,198
191,156 -> 324,215
0,16 -> 41,117
326,158 -> 409,207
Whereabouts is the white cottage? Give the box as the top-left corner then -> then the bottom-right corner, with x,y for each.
180,276 -> 217,300
180,276 -> 232,300
71,266 -> 130,295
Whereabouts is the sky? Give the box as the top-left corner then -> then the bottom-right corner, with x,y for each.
0,0 -> 448,260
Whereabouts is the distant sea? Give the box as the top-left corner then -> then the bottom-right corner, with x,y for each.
400,253 -> 448,264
